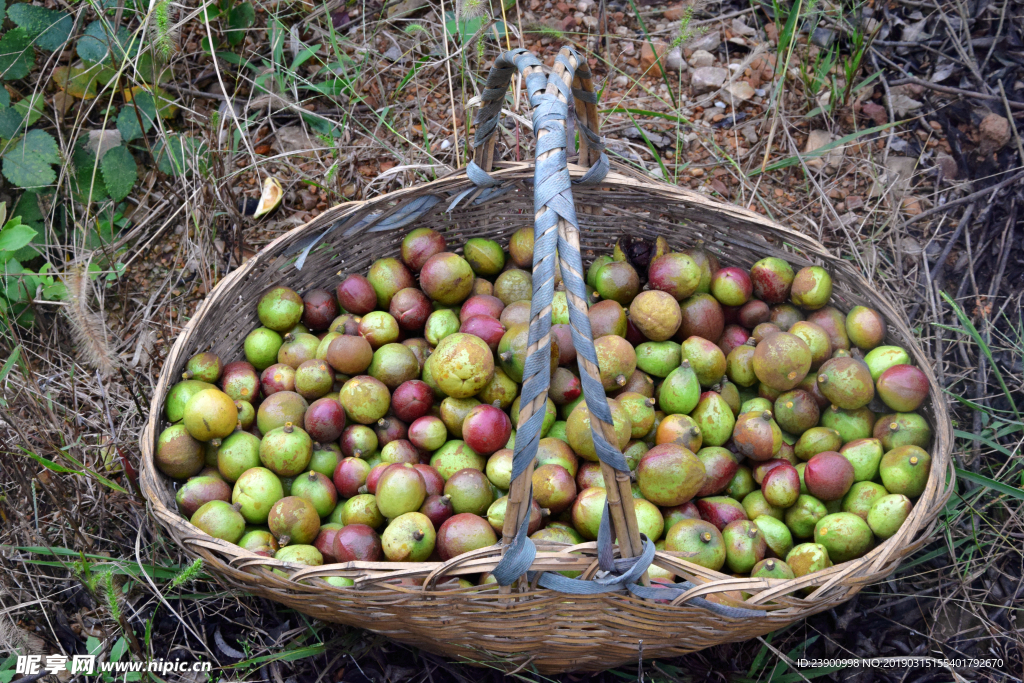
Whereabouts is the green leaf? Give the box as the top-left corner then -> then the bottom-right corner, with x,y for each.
18,446 -> 128,494
226,2 -> 255,46
0,89 -> 8,108
0,223 -> 37,254
2,129 -> 59,189
100,146 -> 137,201
116,106 -> 142,141
13,192 -> 43,230
0,28 -> 36,81
155,135 -> 208,177
749,122 -> 899,176
7,5 -> 74,52
955,467 -> 1024,501
0,107 -> 23,139
0,0 -> 6,23
77,20 -> 137,64
13,92 -> 44,126
71,143 -> 109,203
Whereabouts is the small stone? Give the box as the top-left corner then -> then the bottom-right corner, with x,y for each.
739,124 -> 758,145
298,190 -> 318,211
887,85 -> 923,116
731,18 -> 757,36
803,130 -> 843,173
860,101 -> 888,126
978,112 -> 1011,154
686,31 -> 720,52
714,101 -> 726,109
440,139 -> 452,150
689,167 -> 704,177
577,0 -> 593,11
663,3 -> 687,20
665,46 -> 684,71
870,156 -> 918,198
640,39 -> 670,76
383,45 -> 402,62
811,28 -> 836,48
688,49 -> 715,68
846,195 -> 864,210
691,66 -> 728,94
621,41 -> 635,55
614,75 -> 629,88
934,154 -> 958,180
764,22 -> 778,43
727,81 -> 756,101
582,15 -> 599,29
755,88 -> 766,97
901,197 -> 923,216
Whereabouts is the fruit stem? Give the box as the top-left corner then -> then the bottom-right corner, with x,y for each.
279,535 -> 291,547
283,422 -> 294,433
182,371 -> 193,380
615,374 -> 627,387
377,418 -> 390,429
413,531 -> 424,541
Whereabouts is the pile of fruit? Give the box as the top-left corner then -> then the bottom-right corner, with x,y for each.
156,226 -> 934,591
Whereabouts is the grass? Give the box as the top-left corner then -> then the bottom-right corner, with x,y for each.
0,0 -> 1021,680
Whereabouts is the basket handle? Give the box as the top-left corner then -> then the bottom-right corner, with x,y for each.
477,47 -> 649,592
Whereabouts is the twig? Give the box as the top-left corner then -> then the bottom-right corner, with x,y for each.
903,169 -> 1024,226
908,202 -> 974,323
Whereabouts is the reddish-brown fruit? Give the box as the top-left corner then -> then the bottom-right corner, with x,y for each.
335,274 -> 377,316
676,293 -> 725,342
804,451 -> 856,501
334,524 -> 383,562
302,289 -> 339,331
389,288 -> 432,331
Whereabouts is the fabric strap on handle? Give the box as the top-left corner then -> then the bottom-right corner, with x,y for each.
471,47 -> 647,593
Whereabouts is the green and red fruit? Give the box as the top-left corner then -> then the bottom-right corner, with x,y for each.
430,333 -> 494,398
390,381 -> 433,425
381,512 -> 436,561
437,513 -> 498,560
839,438 -> 884,482
710,267 -> 753,306
215,430 -> 261,482
329,313 -> 362,336
529,464 -> 576,515
788,321 -> 832,370
261,363 -> 295,396
184,352 -> 222,383
420,494 -> 455,529
326,334 -> 373,375
304,397 -> 347,443
401,228 -> 446,272
420,252 -> 475,305
805,307 -> 850,352
593,335 -> 637,391
769,304 -> 804,332
340,424 -> 378,458
790,267 -> 832,310
444,468 -> 494,516
845,306 -> 885,350
380,439 -> 419,465
220,362 -> 259,403
804,451 -> 855,501
879,445 -> 931,497
648,253 -> 701,300
761,465 -> 800,508
664,519 -> 726,570
191,500 -> 246,543
575,461 -> 604,490
816,357 -> 874,409
751,458 -> 790,485
459,315 -> 506,353
333,456 -> 372,499
463,238 -> 506,276
695,496 -> 748,531
334,524 -> 383,562
239,529 -> 279,557
156,424 -> 205,479
629,290 -> 682,341
717,325 -> 751,358
731,411 -> 782,461
794,426 -> 843,461
375,463 -> 427,519
339,375 -> 391,424
773,389 -> 820,435
298,288 -> 338,331
676,293 -> 725,341
176,475 -> 232,517
571,487 -> 607,540
617,392 -> 656,438
367,257 -> 415,308
336,274 -> 377,315
876,365 -> 929,412
589,299 -> 628,339
750,257 -> 795,304
258,286 -> 304,332
753,332 -> 812,391
874,412 -> 933,451
726,344 -> 757,387
295,359 -> 334,400
268,496 -> 321,545
655,413 -> 703,452
863,345 -> 911,381
535,438 -> 579,477
722,519 -> 767,573
461,404 -> 512,456
737,300 -> 770,329
278,333 -> 321,368
633,499 -> 665,541
388,287 -> 432,331
594,261 -> 641,306
751,322 -> 781,343
291,470 -> 338,517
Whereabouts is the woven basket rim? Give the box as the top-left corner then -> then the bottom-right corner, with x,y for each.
139,160 -> 955,614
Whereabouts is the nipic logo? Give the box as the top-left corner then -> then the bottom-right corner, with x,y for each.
16,654 -> 211,676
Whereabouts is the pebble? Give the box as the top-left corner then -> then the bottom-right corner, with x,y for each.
686,30 -> 720,52
803,129 -> 843,173
755,88 -> 767,97
714,101 -> 726,109
687,49 -> 715,68
727,81 -> 756,101
691,66 -> 728,94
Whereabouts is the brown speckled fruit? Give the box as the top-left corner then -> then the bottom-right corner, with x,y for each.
594,335 -> 638,391
629,290 -> 682,341
806,306 -> 850,351
752,332 -> 812,391
750,257 -> 795,304
637,443 -> 706,506
156,424 -> 205,479
816,357 -> 874,409
676,293 -> 725,341
731,411 -> 782,461
790,266 -> 832,310
845,306 -> 886,350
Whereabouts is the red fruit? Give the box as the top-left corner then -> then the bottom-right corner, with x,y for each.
419,494 -> 455,529
391,380 -> 434,423
695,496 -> 748,531
436,513 -> 498,560
304,397 -> 347,443
752,458 -> 791,485
462,404 -> 512,456
804,451 -> 856,501
314,524 -> 343,563
738,300 -> 770,328
334,524 -> 383,562
381,439 -> 420,464
551,324 -> 577,365
760,465 -> 800,508
460,294 -> 505,321
389,288 -> 432,331
336,274 -> 377,315
260,363 -> 295,396
333,457 -> 371,498
413,464 -> 446,497
220,361 -> 260,402
302,289 -> 339,331
576,461 -> 604,490
677,294 -> 725,342
710,267 -> 753,306
460,315 -> 506,352
365,463 -> 392,495
625,318 -> 649,346
721,304 -> 742,325
717,324 -> 751,357
401,228 -> 446,272
876,364 -> 929,412
375,417 -> 408,446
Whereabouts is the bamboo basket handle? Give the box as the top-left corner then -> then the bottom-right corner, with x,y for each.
471,47 -> 647,593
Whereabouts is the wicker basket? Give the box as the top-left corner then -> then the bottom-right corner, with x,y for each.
139,47 -> 955,673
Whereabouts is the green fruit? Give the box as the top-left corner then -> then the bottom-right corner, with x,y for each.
722,519 -> 767,573
664,518 -> 726,570
216,430 -> 261,482
845,306 -> 886,351
648,252 -> 701,300
257,391 -> 308,434
155,424 -> 205,479
751,557 -> 795,580
291,470 -> 338,518
794,427 -> 843,461
166,380 -> 217,422
191,500 -> 246,543
632,499 -> 665,541
176,475 -> 232,517
753,516 -> 794,559
636,341 -> 681,378
879,445 -> 931,497
376,463 -> 427,519
742,490 -> 783,521
508,227 -> 534,268
236,400 -> 256,430
477,367 -> 518,409
341,493 -> 384,528
629,290 -> 682,341
339,375 -> 391,424
238,529 -> 279,556
636,443 -> 705,506
657,361 -> 701,414
294,359 -> 334,401
839,438 -> 884,482
367,257 -> 415,308
430,333 -> 494,398
785,494 -> 828,539
259,423 -> 313,477
463,238 -> 505,276
725,465 -> 756,500
773,389 -> 820,435
617,392 -> 657,438
510,396 -> 556,436
424,308 -> 460,347
547,421 -> 569,443
816,357 -> 874,410
691,391 -> 735,447
739,396 -> 773,415
594,335 -> 637,391
587,255 -> 614,288
367,343 -> 419,390
623,440 -> 648,470
439,396 -> 479,438
820,405 -> 875,443
245,327 -> 284,371
485,449 -> 513,490
863,345 -> 911,382
565,398 -> 632,461
274,545 -> 323,566
841,481 -> 887,520
761,465 -> 801,509
594,261 -> 641,306
232,467 -> 284,524
429,440 -> 486,480
790,266 -> 832,310
445,468 -> 495,516
682,247 -> 719,294
257,286 -> 304,332
182,388 -> 238,442
309,443 -> 341,478
867,494 -> 912,539
785,542 -> 832,578
420,252 -> 475,305
679,336 -> 727,388
493,269 -> 533,306
726,344 -> 757,387
382,512 -> 436,561
753,332 -> 812,391
278,333 -> 321,368
814,512 -> 872,563
184,352 -> 223,383
788,321 -> 832,369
